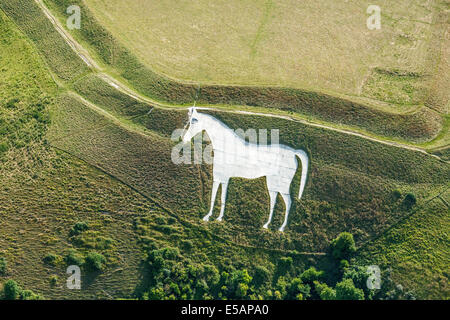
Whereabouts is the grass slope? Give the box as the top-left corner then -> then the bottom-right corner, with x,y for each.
37,0 -> 445,143
0,1 -> 448,299
357,197 -> 449,299
0,8 -> 316,299
83,0 -> 436,105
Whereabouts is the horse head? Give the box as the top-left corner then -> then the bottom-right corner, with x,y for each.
182,107 -> 203,143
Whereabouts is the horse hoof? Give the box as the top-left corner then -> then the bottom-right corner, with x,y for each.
278,227 -> 285,232
203,215 -> 210,221
262,224 -> 268,229
217,217 -> 222,222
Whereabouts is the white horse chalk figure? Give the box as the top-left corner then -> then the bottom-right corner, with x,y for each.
182,108 -> 309,232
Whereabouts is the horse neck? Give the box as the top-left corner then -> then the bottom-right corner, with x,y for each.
199,114 -> 239,149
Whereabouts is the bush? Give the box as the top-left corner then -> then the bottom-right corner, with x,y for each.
339,259 -> 350,271
403,193 -> 417,208
335,279 -> 364,300
330,232 -> 356,260
315,281 -> 336,300
0,142 -> 8,154
49,275 -> 58,286
43,253 -> 60,266
70,221 -> 89,236
300,267 -> 324,284
5,98 -> 19,109
20,289 -> 41,300
392,189 -> 402,200
285,278 -> 311,300
181,240 -> 193,251
3,280 -> 21,300
84,252 -> 106,271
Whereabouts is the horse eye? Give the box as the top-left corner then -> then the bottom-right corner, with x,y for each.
191,118 -> 198,124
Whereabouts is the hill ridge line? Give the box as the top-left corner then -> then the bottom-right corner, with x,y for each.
34,0 -> 447,162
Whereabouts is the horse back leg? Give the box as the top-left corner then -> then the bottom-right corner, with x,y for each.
263,191 -> 277,229
204,180 -> 220,221
217,178 -> 229,221
279,193 -> 292,232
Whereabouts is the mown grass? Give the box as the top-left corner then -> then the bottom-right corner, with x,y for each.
41,0 -> 445,143
82,0 -> 437,105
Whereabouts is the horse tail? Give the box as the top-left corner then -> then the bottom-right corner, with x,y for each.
295,149 -> 309,199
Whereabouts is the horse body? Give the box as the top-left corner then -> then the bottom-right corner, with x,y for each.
182,108 -> 308,232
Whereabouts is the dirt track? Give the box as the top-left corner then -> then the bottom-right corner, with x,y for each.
35,0 -> 446,162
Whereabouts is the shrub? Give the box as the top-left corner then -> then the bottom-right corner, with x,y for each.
340,259 -> 350,271
403,193 -> 417,208
315,281 -> 336,300
5,98 -> 19,109
285,278 -> 311,300
181,240 -> 193,251
49,275 -> 58,286
84,252 -> 106,271
43,253 -> 60,266
330,232 -> 356,260
70,221 -> 89,236
20,289 -> 41,300
392,189 -> 402,200
3,280 -> 21,300
335,278 -> 364,300
300,267 -> 324,284
0,142 -> 8,154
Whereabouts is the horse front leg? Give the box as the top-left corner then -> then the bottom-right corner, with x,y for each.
263,191 -> 277,229
203,180 -> 220,221
217,179 -> 229,221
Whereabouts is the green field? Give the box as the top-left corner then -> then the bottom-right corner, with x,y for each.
0,0 -> 448,300
82,0 -> 435,105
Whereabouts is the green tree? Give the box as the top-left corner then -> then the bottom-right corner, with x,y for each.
3,280 -> 21,300
300,267 -> 324,284
285,277 -> 311,300
330,232 -> 356,260
315,281 -> 336,300
335,278 -> 364,300
253,266 -> 271,288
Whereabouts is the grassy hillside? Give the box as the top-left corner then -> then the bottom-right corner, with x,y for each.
357,195 -> 449,299
0,8 -> 319,299
82,0 -> 435,104
0,0 -> 448,300
36,0 -> 445,143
